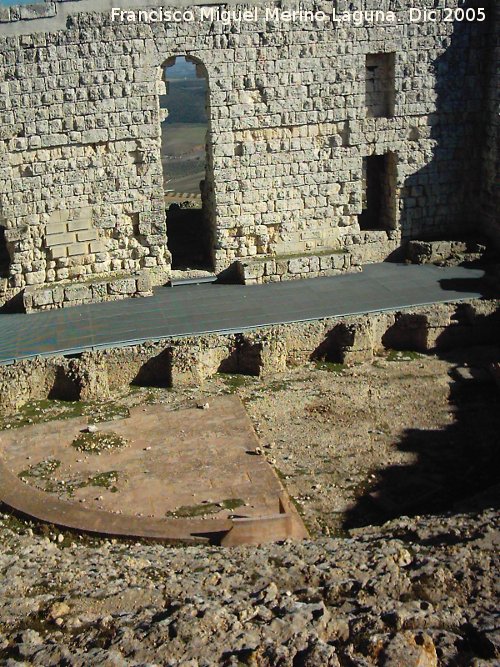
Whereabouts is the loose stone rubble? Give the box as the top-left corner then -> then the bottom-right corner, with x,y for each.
406,240 -> 487,267
0,509 -> 498,665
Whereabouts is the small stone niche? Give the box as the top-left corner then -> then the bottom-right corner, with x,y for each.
0,225 -> 10,278
365,52 -> 395,118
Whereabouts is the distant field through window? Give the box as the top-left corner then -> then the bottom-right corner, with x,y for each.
160,56 -> 208,195
161,57 -> 213,271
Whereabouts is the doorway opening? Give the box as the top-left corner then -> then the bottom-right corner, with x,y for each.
160,56 -> 213,271
0,225 -> 10,278
358,153 -> 397,231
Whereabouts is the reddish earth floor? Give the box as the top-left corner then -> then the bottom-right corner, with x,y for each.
1,397 -> 289,523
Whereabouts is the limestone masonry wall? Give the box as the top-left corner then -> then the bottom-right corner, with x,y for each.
482,0 -> 499,248
0,0 -> 496,308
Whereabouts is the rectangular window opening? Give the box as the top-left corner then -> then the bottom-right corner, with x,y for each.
0,225 -> 10,277
358,153 -> 397,231
365,52 -> 395,118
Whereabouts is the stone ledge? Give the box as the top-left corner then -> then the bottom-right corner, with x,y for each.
407,239 -> 486,265
23,271 -> 153,313
235,250 -> 362,285
0,453 -> 306,545
0,2 -> 56,22
20,3 -> 56,20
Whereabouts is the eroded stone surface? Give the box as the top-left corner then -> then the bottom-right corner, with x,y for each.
0,509 -> 497,665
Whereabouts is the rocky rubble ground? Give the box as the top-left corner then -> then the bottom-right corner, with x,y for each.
0,509 -> 498,666
0,348 -> 499,665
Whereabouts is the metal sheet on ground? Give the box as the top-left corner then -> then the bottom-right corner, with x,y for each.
0,263 -> 487,364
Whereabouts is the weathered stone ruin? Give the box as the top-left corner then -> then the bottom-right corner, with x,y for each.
0,0 -> 498,310
1,296 -> 498,412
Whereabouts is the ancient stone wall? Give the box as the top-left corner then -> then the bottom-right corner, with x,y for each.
0,0 -> 494,307
482,0 -> 499,249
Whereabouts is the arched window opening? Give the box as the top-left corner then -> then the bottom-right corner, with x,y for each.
0,225 -> 10,278
160,56 -> 213,272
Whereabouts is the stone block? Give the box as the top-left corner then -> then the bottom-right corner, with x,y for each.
52,287 -> 64,304
407,241 -> 434,264
32,289 -> 53,308
68,219 -> 90,232
46,222 -> 66,236
47,232 -> 76,247
136,271 -> 152,293
64,285 -> 92,302
241,262 -> 265,280
90,241 -> 105,253
275,260 -> 288,276
91,282 -> 108,299
67,242 -> 88,257
320,256 -> 332,270
73,206 -> 93,221
288,257 -> 309,274
108,278 -> 136,295
310,256 -> 320,272
5,226 -> 29,243
49,246 -> 67,260
81,129 -> 108,144
349,249 -> 364,267
331,253 -> 346,270
77,230 -> 98,242
22,285 -> 35,308
24,271 -> 45,286
264,260 -> 276,276
47,209 -> 70,224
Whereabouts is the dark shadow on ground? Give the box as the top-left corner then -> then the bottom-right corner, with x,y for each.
438,273 -> 493,299
132,349 -> 172,388
344,337 -> 500,530
0,291 -> 24,314
437,248 -> 500,299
